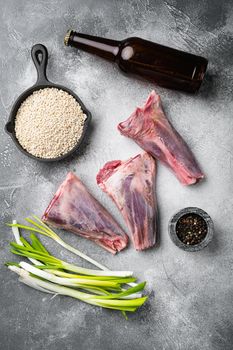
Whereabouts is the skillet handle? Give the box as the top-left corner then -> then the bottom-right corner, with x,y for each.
31,44 -> 49,85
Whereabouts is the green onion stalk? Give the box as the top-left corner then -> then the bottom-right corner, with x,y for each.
8,216 -> 108,270
6,219 -> 148,317
8,265 -> 147,312
8,216 -> 137,288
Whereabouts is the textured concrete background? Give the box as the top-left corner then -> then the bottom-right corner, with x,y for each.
0,0 -> 233,349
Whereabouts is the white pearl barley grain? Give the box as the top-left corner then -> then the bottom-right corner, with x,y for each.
15,88 -> 87,159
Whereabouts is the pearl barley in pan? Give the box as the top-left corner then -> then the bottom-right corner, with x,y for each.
15,88 -> 86,159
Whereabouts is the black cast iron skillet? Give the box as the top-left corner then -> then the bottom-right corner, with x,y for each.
5,44 -> 92,162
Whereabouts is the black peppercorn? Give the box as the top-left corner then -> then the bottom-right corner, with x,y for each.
176,214 -> 207,245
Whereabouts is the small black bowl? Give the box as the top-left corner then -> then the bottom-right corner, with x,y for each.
168,207 -> 214,252
5,44 -> 92,162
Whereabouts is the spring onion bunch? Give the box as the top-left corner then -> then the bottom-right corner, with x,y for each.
8,216 -> 136,287
6,220 -> 148,318
8,216 -> 108,270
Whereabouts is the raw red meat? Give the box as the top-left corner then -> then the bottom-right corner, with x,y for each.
97,152 -> 157,251
42,172 -> 128,254
118,90 -> 204,185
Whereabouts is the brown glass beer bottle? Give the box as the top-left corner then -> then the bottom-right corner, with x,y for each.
64,30 -> 208,93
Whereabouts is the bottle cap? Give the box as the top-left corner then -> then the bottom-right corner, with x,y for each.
64,30 -> 73,46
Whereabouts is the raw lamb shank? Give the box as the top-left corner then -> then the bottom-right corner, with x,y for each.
118,90 -> 204,185
42,172 -> 128,254
97,152 -> 157,251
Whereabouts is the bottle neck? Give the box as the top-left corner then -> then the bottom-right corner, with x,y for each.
66,31 -> 120,61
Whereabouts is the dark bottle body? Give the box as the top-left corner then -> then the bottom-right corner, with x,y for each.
65,30 -> 208,93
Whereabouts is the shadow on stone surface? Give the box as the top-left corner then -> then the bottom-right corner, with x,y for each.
198,69 -> 219,100
204,225 -> 221,254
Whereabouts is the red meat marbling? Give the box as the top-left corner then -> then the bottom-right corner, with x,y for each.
118,90 -> 204,185
97,152 -> 157,251
42,172 -> 128,254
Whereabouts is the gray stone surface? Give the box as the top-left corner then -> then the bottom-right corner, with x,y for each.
0,0 -> 233,349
